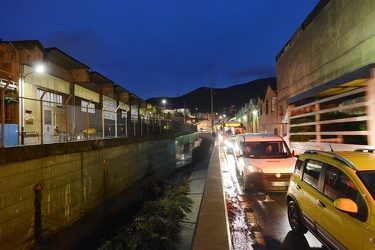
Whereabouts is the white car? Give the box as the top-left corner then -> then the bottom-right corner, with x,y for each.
234,133 -> 296,192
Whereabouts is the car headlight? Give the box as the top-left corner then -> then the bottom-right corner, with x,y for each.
249,165 -> 263,173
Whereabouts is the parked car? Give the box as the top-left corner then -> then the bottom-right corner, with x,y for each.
286,149 -> 375,249
233,133 -> 296,192
225,136 -> 236,154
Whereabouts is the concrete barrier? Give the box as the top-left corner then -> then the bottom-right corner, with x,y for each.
0,138 -> 176,250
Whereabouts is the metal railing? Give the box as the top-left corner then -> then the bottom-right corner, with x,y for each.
1,96 -> 195,147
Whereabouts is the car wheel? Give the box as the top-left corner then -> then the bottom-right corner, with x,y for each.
287,200 -> 307,234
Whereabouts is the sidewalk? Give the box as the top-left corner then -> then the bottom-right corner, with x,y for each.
178,146 -> 211,249
178,141 -> 231,250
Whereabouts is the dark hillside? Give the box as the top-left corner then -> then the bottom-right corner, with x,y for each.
146,77 -> 276,116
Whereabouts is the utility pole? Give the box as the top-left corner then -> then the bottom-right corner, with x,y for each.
210,77 -> 214,135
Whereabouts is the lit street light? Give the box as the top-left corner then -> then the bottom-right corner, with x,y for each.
21,64 -> 45,145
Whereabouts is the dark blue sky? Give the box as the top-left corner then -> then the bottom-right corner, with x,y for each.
1,0 -> 318,100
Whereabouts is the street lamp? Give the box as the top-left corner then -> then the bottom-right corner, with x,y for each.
21,64 -> 44,145
162,99 -> 166,108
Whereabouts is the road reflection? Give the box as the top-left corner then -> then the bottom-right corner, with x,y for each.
281,230 -> 327,250
221,146 -> 326,250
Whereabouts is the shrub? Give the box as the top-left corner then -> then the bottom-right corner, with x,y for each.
100,178 -> 193,250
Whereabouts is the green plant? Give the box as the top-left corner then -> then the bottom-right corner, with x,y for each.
100,178 -> 193,250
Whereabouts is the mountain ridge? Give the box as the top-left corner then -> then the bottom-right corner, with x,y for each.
146,77 -> 276,116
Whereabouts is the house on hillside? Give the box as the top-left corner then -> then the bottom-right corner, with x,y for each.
195,119 -> 211,133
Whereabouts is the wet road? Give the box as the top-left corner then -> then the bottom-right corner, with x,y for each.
221,146 -> 326,250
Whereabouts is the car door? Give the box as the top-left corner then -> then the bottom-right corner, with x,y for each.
316,164 -> 367,249
298,159 -> 325,231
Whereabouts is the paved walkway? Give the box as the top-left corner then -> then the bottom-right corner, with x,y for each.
179,142 -> 232,250
178,148 -> 210,249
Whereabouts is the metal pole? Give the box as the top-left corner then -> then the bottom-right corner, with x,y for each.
39,88 -> 48,144
1,81 -> 11,147
102,101 -> 108,138
21,70 -> 34,145
85,100 -> 92,139
21,72 -> 25,145
125,110 -> 128,137
115,104 -> 121,138
65,95 -> 72,142
210,77 -> 214,135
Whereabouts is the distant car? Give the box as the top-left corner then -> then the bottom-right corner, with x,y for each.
286,149 -> 375,249
226,136 -> 236,154
234,133 -> 296,192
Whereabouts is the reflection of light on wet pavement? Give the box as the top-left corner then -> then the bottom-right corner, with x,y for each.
264,195 -> 274,202
220,144 -> 323,249
220,146 -> 259,249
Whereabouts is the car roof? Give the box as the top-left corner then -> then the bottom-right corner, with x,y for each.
302,150 -> 375,171
239,133 -> 283,142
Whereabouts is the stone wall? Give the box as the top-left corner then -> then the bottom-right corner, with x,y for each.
0,137 -> 177,250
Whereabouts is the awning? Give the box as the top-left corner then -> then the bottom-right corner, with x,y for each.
287,64 -> 374,105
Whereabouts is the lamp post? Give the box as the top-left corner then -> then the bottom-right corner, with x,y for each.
210,77 -> 215,135
162,99 -> 166,108
21,65 -> 44,145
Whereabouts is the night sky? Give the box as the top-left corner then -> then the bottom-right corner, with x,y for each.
1,0 -> 319,100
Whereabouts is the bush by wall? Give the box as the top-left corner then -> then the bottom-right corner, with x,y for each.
99,177 -> 193,250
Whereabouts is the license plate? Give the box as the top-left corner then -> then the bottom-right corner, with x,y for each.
270,181 -> 287,187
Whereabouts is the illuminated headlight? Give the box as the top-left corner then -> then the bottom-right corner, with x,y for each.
249,165 -> 263,173
276,173 -> 281,178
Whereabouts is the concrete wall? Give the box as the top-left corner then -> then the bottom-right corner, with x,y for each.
0,137 -> 178,250
276,0 -> 375,122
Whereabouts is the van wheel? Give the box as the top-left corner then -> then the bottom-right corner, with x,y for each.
287,200 -> 307,234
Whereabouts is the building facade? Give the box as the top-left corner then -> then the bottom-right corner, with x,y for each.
0,40 -> 170,147
236,0 -> 375,153
277,0 -> 375,153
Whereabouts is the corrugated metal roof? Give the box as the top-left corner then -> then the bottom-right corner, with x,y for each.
45,47 -> 90,70
9,40 -> 45,54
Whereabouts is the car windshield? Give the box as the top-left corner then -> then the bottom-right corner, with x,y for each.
243,141 -> 292,159
357,171 -> 375,200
